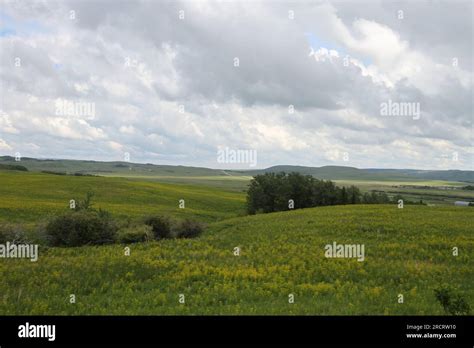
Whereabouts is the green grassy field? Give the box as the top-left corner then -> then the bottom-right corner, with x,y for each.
0,171 -> 246,224
0,169 -> 473,315
0,203 -> 472,315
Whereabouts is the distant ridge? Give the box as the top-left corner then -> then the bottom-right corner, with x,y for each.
1,156 -> 473,183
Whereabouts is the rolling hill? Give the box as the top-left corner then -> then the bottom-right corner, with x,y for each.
0,170 -> 246,224
0,166 -> 472,315
1,156 -> 473,183
0,204 -> 472,315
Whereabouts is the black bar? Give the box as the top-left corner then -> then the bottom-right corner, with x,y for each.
0,316 -> 473,346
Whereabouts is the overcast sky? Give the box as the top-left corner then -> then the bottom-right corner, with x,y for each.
0,0 -> 472,170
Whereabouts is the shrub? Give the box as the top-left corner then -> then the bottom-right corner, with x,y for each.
41,170 -> 67,175
117,225 -> 153,244
73,191 -> 95,211
174,219 -> 204,239
45,210 -> 117,247
0,223 -> 31,244
144,215 -> 172,239
434,285 -> 471,315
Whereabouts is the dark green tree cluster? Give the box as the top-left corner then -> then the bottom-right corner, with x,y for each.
246,172 -> 362,214
361,191 -> 391,204
246,172 -> 421,214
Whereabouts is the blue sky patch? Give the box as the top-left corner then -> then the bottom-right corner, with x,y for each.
304,32 -> 372,66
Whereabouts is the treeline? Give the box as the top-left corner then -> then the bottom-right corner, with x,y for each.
41,170 -> 96,176
246,172 -> 417,214
0,163 -> 28,171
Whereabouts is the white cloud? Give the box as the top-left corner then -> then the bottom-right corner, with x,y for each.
0,139 -> 12,151
0,0 -> 471,170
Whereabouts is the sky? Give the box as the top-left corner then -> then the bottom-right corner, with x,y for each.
0,0 -> 472,170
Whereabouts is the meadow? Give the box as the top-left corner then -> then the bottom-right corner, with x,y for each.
0,169 -> 473,315
0,170 -> 246,224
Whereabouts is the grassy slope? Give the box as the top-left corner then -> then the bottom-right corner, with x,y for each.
101,174 -> 253,192
0,204 -> 472,315
0,170 -> 246,224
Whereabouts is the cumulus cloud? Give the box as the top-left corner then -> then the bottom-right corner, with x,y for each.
0,0 -> 472,169
0,138 -> 12,151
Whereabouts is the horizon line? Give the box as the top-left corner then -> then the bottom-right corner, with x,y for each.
1,154 -> 472,173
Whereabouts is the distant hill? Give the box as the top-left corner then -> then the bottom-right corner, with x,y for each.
1,156 -> 473,182
231,165 -> 474,182
364,168 -> 474,183
0,156 -> 223,177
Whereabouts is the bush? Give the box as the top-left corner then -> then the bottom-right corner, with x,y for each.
144,215 -> 172,239
174,219 -> 204,239
72,191 -> 95,211
0,223 -> 31,244
41,170 -> 67,175
45,210 -> 117,247
117,225 -> 153,244
434,285 -> 471,315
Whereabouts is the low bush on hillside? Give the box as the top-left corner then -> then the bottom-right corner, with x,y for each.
71,191 -> 95,211
434,285 -> 471,315
41,170 -> 96,176
21,192 -> 206,247
45,210 -> 117,247
0,223 -> 31,244
41,170 -> 67,175
144,215 -> 172,239
73,172 -> 96,176
174,219 -> 205,239
117,225 -> 153,244
144,215 -> 205,239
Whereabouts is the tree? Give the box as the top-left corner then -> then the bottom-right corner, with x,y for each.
346,185 -> 361,204
246,172 -> 361,214
340,186 -> 347,204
